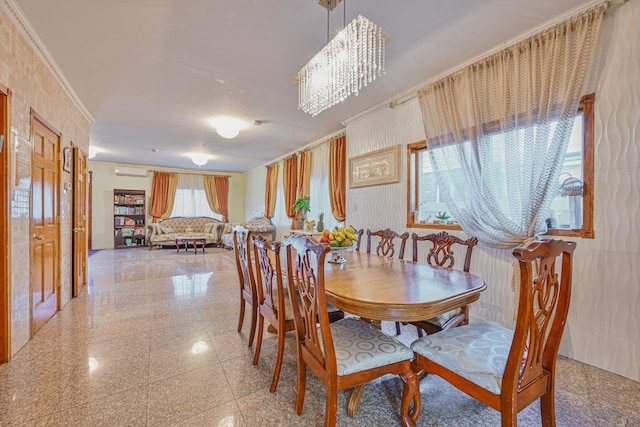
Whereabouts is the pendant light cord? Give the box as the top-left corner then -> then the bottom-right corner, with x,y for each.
343,0 -> 346,29
327,0 -> 330,43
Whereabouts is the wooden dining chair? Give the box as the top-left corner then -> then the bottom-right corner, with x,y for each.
410,231 -> 478,337
252,234 -> 296,393
354,228 -> 364,251
232,225 -> 257,347
283,234 -> 418,427
407,239 -> 576,427
366,228 -> 409,259
367,228 -> 410,334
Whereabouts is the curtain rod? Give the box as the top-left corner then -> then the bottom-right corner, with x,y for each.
385,0 -> 621,113
149,170 -> 230,178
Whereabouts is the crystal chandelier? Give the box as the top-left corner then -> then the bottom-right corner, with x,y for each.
294,6 -> 386,116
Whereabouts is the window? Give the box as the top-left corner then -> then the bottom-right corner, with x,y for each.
407,94 -> 594,238
170,174 -> 223,220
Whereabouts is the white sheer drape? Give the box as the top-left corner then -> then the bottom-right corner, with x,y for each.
170,174 -> 222,220
272,161 -> 290,241
309,142 -> 344,232
418,5 -> 604,248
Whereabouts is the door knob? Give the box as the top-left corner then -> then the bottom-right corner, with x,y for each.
73,228 -> 80,232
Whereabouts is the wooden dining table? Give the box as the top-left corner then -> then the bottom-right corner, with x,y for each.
321,249 -> 487,417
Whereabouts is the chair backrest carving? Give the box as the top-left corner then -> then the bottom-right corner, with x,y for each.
233,225 -> 255,300
354,228 -> 364,251
252,235 -> 284,315
366,228 -> 409,259
283,235 -> 334,373
507,239 -> 576,395
412,231 -> 478,272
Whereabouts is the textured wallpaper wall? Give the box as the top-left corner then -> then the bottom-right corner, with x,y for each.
344,2 -> 639,381
243,1 -> 639,380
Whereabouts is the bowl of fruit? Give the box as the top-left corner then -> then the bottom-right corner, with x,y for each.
319,226 -> 359,264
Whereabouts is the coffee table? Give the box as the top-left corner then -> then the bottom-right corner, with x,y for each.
175,235 -> 207,254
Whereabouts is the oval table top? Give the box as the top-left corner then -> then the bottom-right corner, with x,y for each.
323,251 -> 486,322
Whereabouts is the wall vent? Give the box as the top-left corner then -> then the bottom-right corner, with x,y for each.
114,167 -> 147,177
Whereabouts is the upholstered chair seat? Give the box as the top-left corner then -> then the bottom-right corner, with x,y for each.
411,321 -> 514,394
331,318 -> 414,376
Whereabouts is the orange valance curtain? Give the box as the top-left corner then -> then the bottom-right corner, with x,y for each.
149,172 -> 178,221
283,156 -> 298,220
329,135 -> 346,222
296,150 -> 311,199
264,163 -> 278,218
203,175 -> 230,222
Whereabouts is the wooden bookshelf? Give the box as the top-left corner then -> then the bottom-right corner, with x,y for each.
113,189 -> 146,249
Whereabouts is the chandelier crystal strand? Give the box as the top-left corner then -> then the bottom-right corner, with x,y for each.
295,15 -> 385,116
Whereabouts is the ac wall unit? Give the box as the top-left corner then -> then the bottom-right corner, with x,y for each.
114,167 -> 147,177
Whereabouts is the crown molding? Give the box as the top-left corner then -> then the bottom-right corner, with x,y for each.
1,0 -> 94,124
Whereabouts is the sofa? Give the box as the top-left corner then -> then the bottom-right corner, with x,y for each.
219,216 -> 276,249
146,216 -> 223,250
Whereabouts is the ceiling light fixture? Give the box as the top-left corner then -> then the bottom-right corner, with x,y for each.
209,117 -> 247,139
294,0 -> 386,116
189,153 -> 210,167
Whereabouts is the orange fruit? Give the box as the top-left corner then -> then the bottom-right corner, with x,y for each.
322,229 -> 330,238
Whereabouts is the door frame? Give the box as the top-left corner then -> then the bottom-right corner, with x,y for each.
88,171 -> 92,250
29,109 -> 62,335
0,85 -> 11,362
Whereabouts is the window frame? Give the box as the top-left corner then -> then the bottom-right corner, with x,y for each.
406,93 -> 595,238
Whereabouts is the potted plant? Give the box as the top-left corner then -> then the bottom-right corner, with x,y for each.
292,196 -> 310,229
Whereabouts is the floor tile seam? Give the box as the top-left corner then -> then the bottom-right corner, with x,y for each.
49,383 -> 151,419
38,326 -> 95,425
156,395 -> 239,427
218,350 -> 263,403
146,357 -> 223,386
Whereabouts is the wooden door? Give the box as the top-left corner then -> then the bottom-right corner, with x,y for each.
72,146 -> 87,297
31,115 -> 59,333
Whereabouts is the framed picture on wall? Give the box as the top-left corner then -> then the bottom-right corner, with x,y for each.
349,145 -> 401,188
62,147 -> 71,173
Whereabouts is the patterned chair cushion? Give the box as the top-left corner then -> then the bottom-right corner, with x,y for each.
411,321 -> 514,394
331,318 -> 413,376
425,307 -> 463,327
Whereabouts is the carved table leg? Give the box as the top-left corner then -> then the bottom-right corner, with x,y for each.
347,385 -> 366,418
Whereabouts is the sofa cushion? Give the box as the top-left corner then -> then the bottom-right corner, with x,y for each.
158,226 -> 175,234
245,217 -> 275,233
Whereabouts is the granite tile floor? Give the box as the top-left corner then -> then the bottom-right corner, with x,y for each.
1,247 -> 639,426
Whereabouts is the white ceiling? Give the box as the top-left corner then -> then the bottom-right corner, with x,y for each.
14,0 -> 595,173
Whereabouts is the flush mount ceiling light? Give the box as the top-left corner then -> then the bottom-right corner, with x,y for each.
188,153 -> 211,167
294,0 -> 386,116
208,117 -> 247,139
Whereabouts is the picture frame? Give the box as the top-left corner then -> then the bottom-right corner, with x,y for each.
62,147 -> 71,173
349,145 -> 401,188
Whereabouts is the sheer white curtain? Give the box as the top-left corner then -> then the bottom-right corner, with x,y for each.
272,160 -> 290,241
418,5 -> 604,248
309,142 -> 343,231
170,174 -> 222,220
